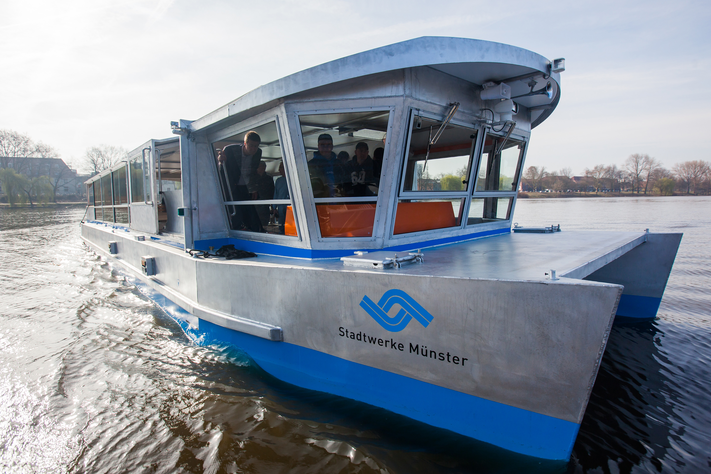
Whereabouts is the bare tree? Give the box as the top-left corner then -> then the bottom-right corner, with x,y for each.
558,167 -> 573,179
584,164 -> 607,192
84,145 -> 128,175
523,165 -> 547,191
47,163 -> 73,202
603,164 -> 624,191
0,129 -> 58,175
673,160 -> 711,194
625,154 -> 650,193
17,175 -> 52,207
34,142 -> 59,159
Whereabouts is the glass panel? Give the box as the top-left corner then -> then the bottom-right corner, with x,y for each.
313,202 -> 376,237
100,207 -> 114,223
112,166 -> 128,205
299,111 -> 389,238
143,153 -> 151,203
300,111 -> 388,199
467,198 -> 512,225
475,138 -> 524,192
393,198 -> 464,235
100,174 -> 112,206
115,207 -> 129,224
130,159 -> 145,203
402,115 -> 475,192
213,121 -> 296,236
157,147 -> 182,192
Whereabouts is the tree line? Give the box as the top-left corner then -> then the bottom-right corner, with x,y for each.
522,154 -> 711,196
0,129 -> 127,206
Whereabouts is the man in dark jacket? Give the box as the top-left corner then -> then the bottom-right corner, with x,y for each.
308,133 -> 346,197
217,131 -> 263,231
346,142 -> 377,196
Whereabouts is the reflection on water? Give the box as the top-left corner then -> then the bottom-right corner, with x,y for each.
1,198 -> 710,473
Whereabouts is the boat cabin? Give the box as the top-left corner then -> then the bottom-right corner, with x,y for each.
85,37 -> 563,258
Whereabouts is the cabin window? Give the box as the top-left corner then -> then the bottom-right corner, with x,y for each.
87,182 -> 95,219
112,166 -> 129,223
395,113 -> 476,235
298,111 -> 389,238
100,174 -> 112,206
87,182 -> 95,206
112,166 -> 128,205
213,120 -> 297,236
466,136 -> 523,226
474,137 -> 524,193
468,197 -> 512,223
156,148 -> 182,193
130,158 -> 145,203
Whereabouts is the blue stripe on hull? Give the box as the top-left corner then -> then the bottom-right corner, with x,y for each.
193,228 -> 510,259
616,294 -> 662,320
198,319 -> 580,460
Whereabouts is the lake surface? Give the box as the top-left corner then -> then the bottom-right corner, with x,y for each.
1,197 -> 709,473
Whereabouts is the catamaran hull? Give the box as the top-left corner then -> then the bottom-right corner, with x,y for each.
81,222 -> 633,460
584,233 -> 682,319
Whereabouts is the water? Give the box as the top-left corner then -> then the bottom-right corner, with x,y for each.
0,197 -> 709,473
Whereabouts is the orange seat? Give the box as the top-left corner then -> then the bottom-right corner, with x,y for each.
285,201 -> 458,237
316,204 -> 376,237
285,204 -> 376,237
285,206 -> 297,236
393,201 -> 457,234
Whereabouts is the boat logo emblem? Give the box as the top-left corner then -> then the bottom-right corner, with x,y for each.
359,289 -> 433,332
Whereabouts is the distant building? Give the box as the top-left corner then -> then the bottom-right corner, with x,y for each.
0,157 -> 90,199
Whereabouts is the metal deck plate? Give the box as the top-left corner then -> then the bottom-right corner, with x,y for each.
341,251 -> 424,269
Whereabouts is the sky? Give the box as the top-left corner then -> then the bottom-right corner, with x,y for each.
1,0 -> 710,175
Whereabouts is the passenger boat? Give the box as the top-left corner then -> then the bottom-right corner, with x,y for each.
81,37 -> 681,460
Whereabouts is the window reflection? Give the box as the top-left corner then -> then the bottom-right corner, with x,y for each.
87,165 -> 130,224
100,174 -> 112,206
395,114 -> 474,235
130,159 -> 145,203
475,138 -> 524,192
112,166 -> 128,205
213,121 -> 296,236
402,115 -> 475,193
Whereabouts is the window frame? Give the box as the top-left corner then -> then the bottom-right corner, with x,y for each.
210,114 -> 301,239
390,108 -> 484,238
293,106 -> 395,242
466,129 -> 527,226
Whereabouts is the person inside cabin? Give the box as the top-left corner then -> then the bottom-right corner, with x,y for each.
346,142 -> 376,196
254,160 -> 275,228
273,162 -> 289,233
372,146 -> 384,184
217,131 -> 263,232
337,151 -> 351,166
308,133 -> 346,197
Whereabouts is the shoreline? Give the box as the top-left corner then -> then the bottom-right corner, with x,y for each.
0,202 -> 86,208
517,192 -> 705,199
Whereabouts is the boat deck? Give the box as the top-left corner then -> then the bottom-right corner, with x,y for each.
254,230 -> 647,282
92,221 -> 646,282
